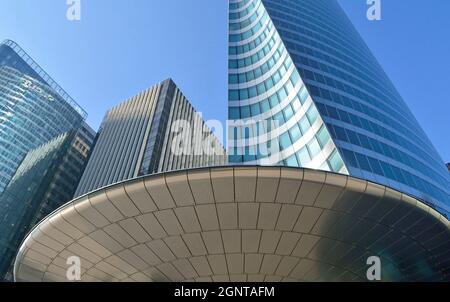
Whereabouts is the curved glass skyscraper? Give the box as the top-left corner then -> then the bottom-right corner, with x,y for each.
0,40 -> 86,193
228,0 -> 450,216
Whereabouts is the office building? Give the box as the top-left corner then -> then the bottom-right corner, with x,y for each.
228,0 -> 450,217
12,1 -> 450,282
75,78 -> 226,197
0,40 -> 93,281
0,40 -> 87,194
0,123 -> 95,281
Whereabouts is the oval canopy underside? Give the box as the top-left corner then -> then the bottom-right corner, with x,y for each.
14,166 -> 450,282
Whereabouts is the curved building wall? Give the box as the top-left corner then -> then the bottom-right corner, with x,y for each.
228,0 -> 347,175
228,0 -> 450,217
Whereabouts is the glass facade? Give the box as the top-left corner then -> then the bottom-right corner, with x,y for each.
0,40 -> 86,194
228,0 -> 450,217
228,0 -> 347,174
0,41 -> 93,281
0,127 -> 93,281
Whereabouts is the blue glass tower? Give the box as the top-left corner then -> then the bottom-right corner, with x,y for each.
0,40 -> 87,194
228,0 -> 450,216
0,40 -> 93,281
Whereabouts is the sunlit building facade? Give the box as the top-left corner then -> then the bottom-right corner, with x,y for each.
75,79 -> 226,197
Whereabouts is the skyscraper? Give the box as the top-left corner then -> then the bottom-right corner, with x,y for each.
11,1 -> 450,283
228,0 -> 450,216
75,78 -> 226,197
0,123 -> 95,281
0,40 -> 87,193
0,40 -> 94,281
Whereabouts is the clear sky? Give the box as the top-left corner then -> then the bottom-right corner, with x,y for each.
0,0 -> 449,162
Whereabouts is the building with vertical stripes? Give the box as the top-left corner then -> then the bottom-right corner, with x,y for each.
75,79 -> 226,197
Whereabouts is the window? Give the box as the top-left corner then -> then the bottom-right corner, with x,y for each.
269,94 -> 279,108
289,124 -> 301,143
283,106 -> 294,121
299,86 -> 309,103
355,153 -> 372,171
292,98 -> 301,112
229,107 -> 240,119
308,137 -> 321,158
306,105 -> 319,124
279,132 -> 292,150
257,83 -> 266,95
239,89 -> 249,100
249,87 -> 257,98
299,116 -> 310,134
261,100 -> 270,112
229,90 -> 239,101
297,147 -> 311,166
286,154 -> 299,167
291,70 -> 300,85
328,150 -> 344,172
229,74 -> 238,84
317,125 -> 330,147
274,112 -> 285,124
251,103 -> 260,116
342,149 -> 358,167
278,87 -> 288,101
241,106 -> 251,119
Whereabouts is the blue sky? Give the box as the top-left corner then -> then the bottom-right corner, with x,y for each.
0,0 -> 449,162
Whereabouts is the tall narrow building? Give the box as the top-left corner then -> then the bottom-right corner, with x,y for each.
228,0 -> 450,216
75,78 -> 226,197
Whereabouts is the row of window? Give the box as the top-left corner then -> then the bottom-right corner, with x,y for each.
265,2 -> 394,94
229,7 -> 269,43
286,50 -> 422,141
229,0 -> 262,32
230,59 -> 296,105
229,39 -> 282,79
327,122 -> 449,190
229,57 -> 296,102
229,0 -> 252,12
300,68 -> 439,162
313,88 -> 447,178
341,147 -> 450,212
229,22 -> 274,56
229,0 -> 259,22
279,30 -> 412,123
230,135 -> 344,174
230,103 -> 324,167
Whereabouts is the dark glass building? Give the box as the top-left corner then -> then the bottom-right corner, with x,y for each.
228,0 -> 450,216
0,123 -> 95,281
75,78 -> 226,197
